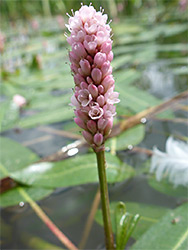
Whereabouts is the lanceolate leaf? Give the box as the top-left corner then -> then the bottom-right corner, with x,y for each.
148,177 -> 188,199
0,136 -> 39,179
0,186 -> 53,208
106,125 -> 145,151
131,203 -> 188,250
11,153 -> 135,188
0,137 -> 53,208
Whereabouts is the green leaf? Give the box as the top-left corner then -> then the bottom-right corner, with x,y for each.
0,101 -> 19,132
95,202 -> 169,240
115,202 -> 128,250
0,136 -> 39,179
148,177 -> 188,199
0,186 -> 53,208
106,125 -> 145,151
11,153 -> 135,188
115,202 -> 140,250
18,106 -> 73,129
131,203 -> 188,250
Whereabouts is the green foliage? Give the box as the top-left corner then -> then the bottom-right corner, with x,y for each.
95,202 -> 170,240
148,177 -> 188,199
0,136 -> 39,179
0,186 -> 53,208
10,153 -> 135,188
131,203 -> 188,250
106,125 -> 145,151
115,202 -> 140,250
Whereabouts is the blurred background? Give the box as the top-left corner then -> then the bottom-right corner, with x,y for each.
0,0 -> 188,250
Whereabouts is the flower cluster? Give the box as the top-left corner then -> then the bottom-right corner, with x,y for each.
66,4 -> 119,151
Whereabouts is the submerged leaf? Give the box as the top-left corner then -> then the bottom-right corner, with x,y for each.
150,137 -> 188,187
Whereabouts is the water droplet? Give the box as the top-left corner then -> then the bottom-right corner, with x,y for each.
67,148 -> 79,156
105,147 -> 110,152
19,201 -> 25,207
128,145 -> 133,150
141,117 -> 147,124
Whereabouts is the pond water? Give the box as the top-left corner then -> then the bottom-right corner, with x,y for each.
0,6 -> 188,250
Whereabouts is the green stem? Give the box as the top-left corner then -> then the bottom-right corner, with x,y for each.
96,149 -> 115,250
18,187 -> 78,250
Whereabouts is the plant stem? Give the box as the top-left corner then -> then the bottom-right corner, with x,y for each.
96,149 -> 115,250
79,188 -> 101,249
18,187 -> 78,250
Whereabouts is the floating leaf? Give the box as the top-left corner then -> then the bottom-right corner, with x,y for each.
148,177 -> 188,199
0,136 -> 39,179
18,106 -> 73,129
11,153 -> 135,188
0,101 -> 19,132
0,186 -> 53,208
131,203 -> 188,250
106,125 -> 145,151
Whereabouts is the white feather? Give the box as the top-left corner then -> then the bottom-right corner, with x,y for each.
150,137 -> 188,187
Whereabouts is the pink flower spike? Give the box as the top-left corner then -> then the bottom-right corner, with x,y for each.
87,120 -> 97,134
74,117 -> 87,130
94,133 -> 104,147
91,68 -> 102,85
66,4 -> 120,150
82,131 -> 93,144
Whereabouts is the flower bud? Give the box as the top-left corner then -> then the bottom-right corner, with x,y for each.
88,84 -> 98,98
98,85 -> 104,94
101,41 -> 112,54
101,75 -> 114,91
80,59 -> 91,75
74,117 -> 87,130
94,52 -> 107,68
87,120 -> 97,134
72,42 -> 87,58
94,133 -> 103,146
104,118 -> 113,136
107,51 -> 113,62
101,61 -> 111,77
82,131 -> 93,144
74,74 -> 85,85
91,68 -> 102,85
97,95 -> 105,106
